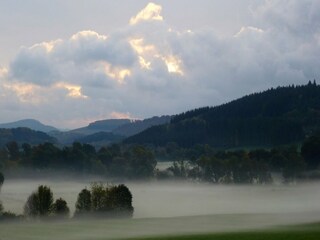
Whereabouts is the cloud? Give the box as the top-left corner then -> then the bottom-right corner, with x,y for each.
254,0 -> 320,38
129,2 -> 163,25
9,30 -> 136,88
54,82 -> 88,99
110,111 -> 132,119
2,0 -> 320,128
9,45 -> 58,86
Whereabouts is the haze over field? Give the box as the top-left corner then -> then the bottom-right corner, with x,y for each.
2,179 -> 320,219
1,179 -> 320,239
0,0 -> 320,128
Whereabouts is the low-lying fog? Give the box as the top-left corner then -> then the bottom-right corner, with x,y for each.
1,179 -> 320,239
2,179 -> 320,218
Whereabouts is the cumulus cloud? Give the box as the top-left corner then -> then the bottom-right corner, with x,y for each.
129,2 -> 163,25
9,30 -> 136,88
2,0 -> 320,128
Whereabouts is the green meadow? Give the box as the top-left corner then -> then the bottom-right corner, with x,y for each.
1,214 -> 320,240
127,222 -> 320,240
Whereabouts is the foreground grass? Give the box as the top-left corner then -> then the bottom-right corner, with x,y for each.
127,222 -> 320,240
1,214 -> 320,240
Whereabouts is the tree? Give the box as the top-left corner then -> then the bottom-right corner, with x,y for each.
0,172 -> 4,189
168,160 -> 189,179
301,135 -> 320,169
75,188 -> 92,216
91,182 -> 107,212
53,198 -> 69,218
6,141 -> 20,161
74,183 -> 134,218
282,149 -> 306,182
24,185 -> 54,218
107,184 -> 134,217
21,143 -> 32,166
31,143 -> 60,169
24,193 -> 39,217
126,145 -> 156,179
97,147 -> 113,167
0,172 -> 4,219
0,148 -> 9,168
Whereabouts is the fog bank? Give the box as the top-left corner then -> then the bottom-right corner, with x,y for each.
1,179 -> 320,218
1,179 -> 320,239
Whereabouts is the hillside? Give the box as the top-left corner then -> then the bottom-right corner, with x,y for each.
70,119 -> 131,135
0,119 -> 58,133
0,127 -> 57,146
50,117 -> 171,145
50,119 -> 131,144
125,82 -> 320,148
113,116 -> 171,137
76,131 -> 124,147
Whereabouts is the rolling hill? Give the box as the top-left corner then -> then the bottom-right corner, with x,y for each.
113,116 -> 171,137
0,119 -> 58,133
50,117 -> 172,145
69,119 -> 131,135
49,119 -> 131,144
125,82 -> 320,148
0,127 -> 57,146
75,131 -> 124,147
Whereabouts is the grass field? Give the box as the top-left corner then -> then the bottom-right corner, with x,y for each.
1,213 -> 320,240
127,222 -> 320,240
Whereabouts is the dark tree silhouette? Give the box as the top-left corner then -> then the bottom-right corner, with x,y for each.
24,185 -> 54,218
0,172 -> 4,189
301,135 -> 320,169
53,198 -> 70,218
74,183 -> 134,218
6,141 -> 20,161
108,184 -> 134,217
24,193 -> 39,217
91,183 -> 107,212
0,172 -> 3,215
75,188 -> 92,216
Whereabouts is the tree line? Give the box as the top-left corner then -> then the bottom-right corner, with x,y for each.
0,142 -> 156,179
0,133 -> 319,184
154,133 -> 320,183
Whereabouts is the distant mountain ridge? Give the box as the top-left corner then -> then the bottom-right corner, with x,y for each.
0,119 -> 58,133
50,119 -> 131,144
50,117 -> 172,145
69,119 -> 131,135
125,82 -> 320,148
113,116 -> 171,137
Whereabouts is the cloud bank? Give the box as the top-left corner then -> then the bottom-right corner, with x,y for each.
1,0 -> 320,128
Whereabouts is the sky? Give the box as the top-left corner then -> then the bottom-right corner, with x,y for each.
0,0 -> 319,129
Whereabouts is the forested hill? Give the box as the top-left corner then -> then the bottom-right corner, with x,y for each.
125,82 -> 320,148
113,116 -> 171,137
0,128 -> 57,146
